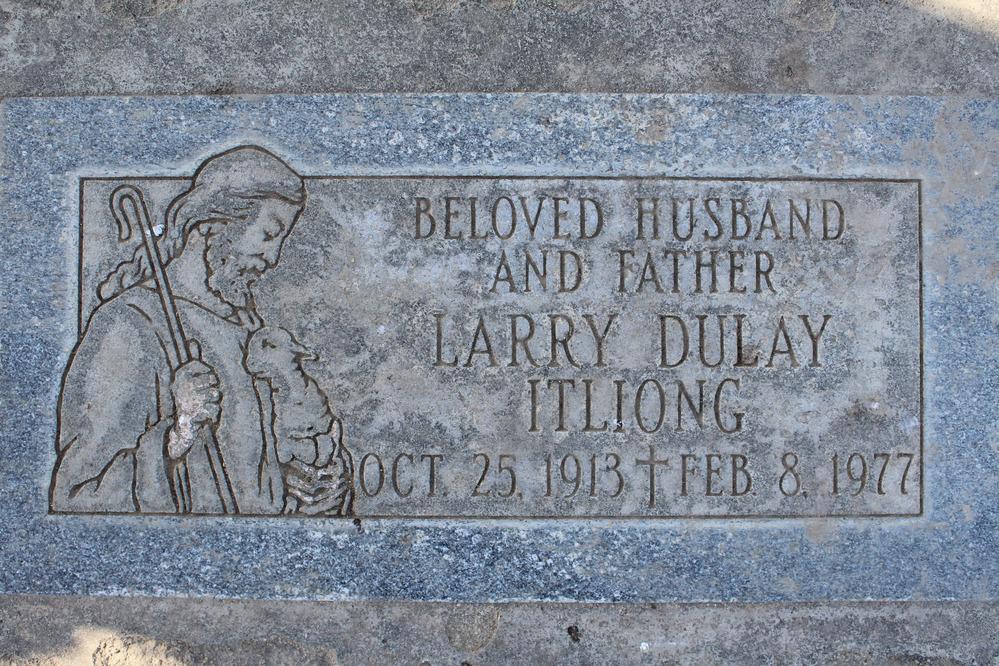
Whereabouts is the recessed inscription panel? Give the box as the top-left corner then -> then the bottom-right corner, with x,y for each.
54,148 -> 922,518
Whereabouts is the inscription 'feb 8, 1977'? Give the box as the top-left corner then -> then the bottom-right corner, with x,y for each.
63,157 -> 921,519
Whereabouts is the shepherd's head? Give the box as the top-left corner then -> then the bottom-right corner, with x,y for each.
99,145 -> 307,310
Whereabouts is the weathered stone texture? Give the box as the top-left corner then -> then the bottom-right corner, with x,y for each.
2,597 -> 998,665
0,1 -> 996,97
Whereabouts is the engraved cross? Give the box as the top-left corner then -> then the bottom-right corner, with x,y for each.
635,444 -> 670,509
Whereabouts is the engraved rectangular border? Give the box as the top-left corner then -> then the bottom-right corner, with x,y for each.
67,174 -> 925,521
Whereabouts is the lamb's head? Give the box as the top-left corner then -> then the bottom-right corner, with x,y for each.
244,325 -> 316,378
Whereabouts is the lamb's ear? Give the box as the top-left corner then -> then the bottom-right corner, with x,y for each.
294,348 -> 318,362
286,330 -> 316,360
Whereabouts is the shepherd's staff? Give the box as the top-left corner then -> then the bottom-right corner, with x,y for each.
110,185 -> 239,514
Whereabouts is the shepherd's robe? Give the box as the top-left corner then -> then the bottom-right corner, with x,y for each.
50,282 -> 286,514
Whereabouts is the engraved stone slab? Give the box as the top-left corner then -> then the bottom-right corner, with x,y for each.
0,95 -> 994,602
65,174 -> 921,519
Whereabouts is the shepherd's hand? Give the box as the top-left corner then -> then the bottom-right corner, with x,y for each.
166,339 -> 221,459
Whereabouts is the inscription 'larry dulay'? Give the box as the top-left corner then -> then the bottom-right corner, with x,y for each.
50,146 -> 922,519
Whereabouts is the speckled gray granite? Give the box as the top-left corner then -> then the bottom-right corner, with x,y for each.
0,94 -> 995,604
0,0 -> 996,97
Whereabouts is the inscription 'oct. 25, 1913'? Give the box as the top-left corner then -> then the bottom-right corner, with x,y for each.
52,147 -> 922,518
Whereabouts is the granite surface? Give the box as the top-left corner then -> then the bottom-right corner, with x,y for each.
0,0 -> 996,661
0,0 -> 996,97
0,93 -> 995,603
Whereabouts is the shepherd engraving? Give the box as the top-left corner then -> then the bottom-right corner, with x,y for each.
50,146 -> 355,516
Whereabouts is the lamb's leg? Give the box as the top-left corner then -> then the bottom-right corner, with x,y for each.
313,419 -> 342,468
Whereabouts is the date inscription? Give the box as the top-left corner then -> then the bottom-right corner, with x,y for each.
350,447 -> 918,517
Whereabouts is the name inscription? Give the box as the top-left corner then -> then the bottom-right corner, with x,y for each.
59,150 -> 921,518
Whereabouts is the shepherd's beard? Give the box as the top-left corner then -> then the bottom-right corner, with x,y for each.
204,237 -> 258,311
207,266 -> 254,310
